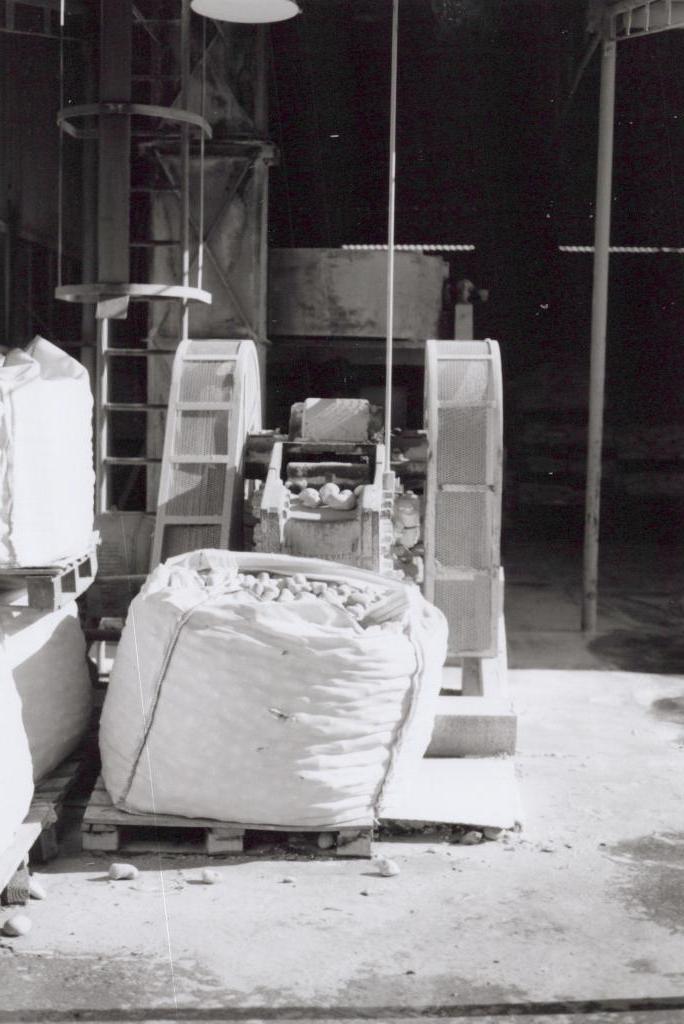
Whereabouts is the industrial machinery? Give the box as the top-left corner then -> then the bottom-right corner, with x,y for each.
150,335 -> 504,663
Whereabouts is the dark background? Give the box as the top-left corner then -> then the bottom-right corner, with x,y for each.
268,0 -> 684,540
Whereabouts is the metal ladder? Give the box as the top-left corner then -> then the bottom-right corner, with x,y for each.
95,4 -> 206,518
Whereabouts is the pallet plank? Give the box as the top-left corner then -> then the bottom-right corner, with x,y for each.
1,862 -> 30,906
0,541 -> 98,611
28,755 -> 84,864
82,777 -> 372,857
0,823 -> 42,901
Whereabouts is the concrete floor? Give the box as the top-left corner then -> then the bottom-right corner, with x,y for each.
1,538 -> 683,1024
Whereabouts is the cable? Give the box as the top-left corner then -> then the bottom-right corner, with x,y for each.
119,518 -> 179,1015
57,0 -> 65,289
384,0 -> 399,483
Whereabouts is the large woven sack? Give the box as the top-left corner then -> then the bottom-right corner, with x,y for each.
100,550 -> 448,829
0,336 -> 94,567
1,602 -> 92,781
0,648 -> 33,852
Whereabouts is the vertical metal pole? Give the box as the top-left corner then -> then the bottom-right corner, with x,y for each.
197,16 -> 207,292
80,47 -> 98,387
2,225 -> 9,340
26,245 -> 33,337
180,0 -> 191,341
57,4 -> 65,289
98,0 -> 132,284
383,0 -> 399,487
582,38 -> 616,633
254,24 -> 270,405
96,318 -> 109,514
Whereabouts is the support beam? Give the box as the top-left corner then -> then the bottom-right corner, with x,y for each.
179,0 -> 191,341
253,24 -> 270,401
97,0 -> 132,283
582,38 -> 616,634
80,48 -> 97,387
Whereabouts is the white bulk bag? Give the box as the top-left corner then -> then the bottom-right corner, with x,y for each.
0,336 -> 94,567
100,550 -> 448,829
1,602 -> 92,781
0,649 -> 33,853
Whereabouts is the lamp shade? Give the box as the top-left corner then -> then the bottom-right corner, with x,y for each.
191,0 -> 301,22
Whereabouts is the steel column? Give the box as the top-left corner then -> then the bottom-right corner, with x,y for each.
383,0 -> 399,487
97,0 -> 131,282
180,0 -> 191,341
582,39 -> 617,633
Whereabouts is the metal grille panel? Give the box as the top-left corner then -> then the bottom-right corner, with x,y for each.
424,339 -> 503,657
435,491 -> 490,569
179,362 -> 234,402
434,575 -> 495,656
161,525 -> 222,561
175,411 -> 229,456
151,339 -> 262,568
437,407 -> 488,483
437,360 -> 492,404
166,464 -> 225,515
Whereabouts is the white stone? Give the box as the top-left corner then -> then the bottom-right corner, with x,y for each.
2,913 -> 32,937
108,863 -> 139,881
28,877 -> 47,900
200,869 -> 221,885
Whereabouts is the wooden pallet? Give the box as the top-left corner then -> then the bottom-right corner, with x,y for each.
0,751 -> 85,904
0,803 -> 54,907
29,754 -> 85,863
0,542 -> 98,611
82,777 -> 373,858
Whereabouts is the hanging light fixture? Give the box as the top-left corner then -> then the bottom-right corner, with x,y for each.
191,0 -> 301,22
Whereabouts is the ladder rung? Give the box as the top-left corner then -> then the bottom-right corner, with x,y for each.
130,240 -> 181,247
105,348 -> 177,357
130,186 -> 180,193
439,484 -> 494,493
103,457 -> 161,465
176,402 -> 233,411
181,356 -> 237,363
161,516 -> 225,525
168,456 -> 231,467
439,355 -> 493,361
105,403 -> 167,412
438,401 -> 496,410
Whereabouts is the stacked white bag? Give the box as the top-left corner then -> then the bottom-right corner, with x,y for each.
1,602 -> 92,781
100,550 -> 448,829
0,647 -> 33,853
0,335 -> 94,567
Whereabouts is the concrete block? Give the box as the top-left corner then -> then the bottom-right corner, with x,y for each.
380,756 -> 522,830
427,695 -> 517,757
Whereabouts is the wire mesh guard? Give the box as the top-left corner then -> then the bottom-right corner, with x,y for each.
151,338 -> 262,567
423,339 -> 503,659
